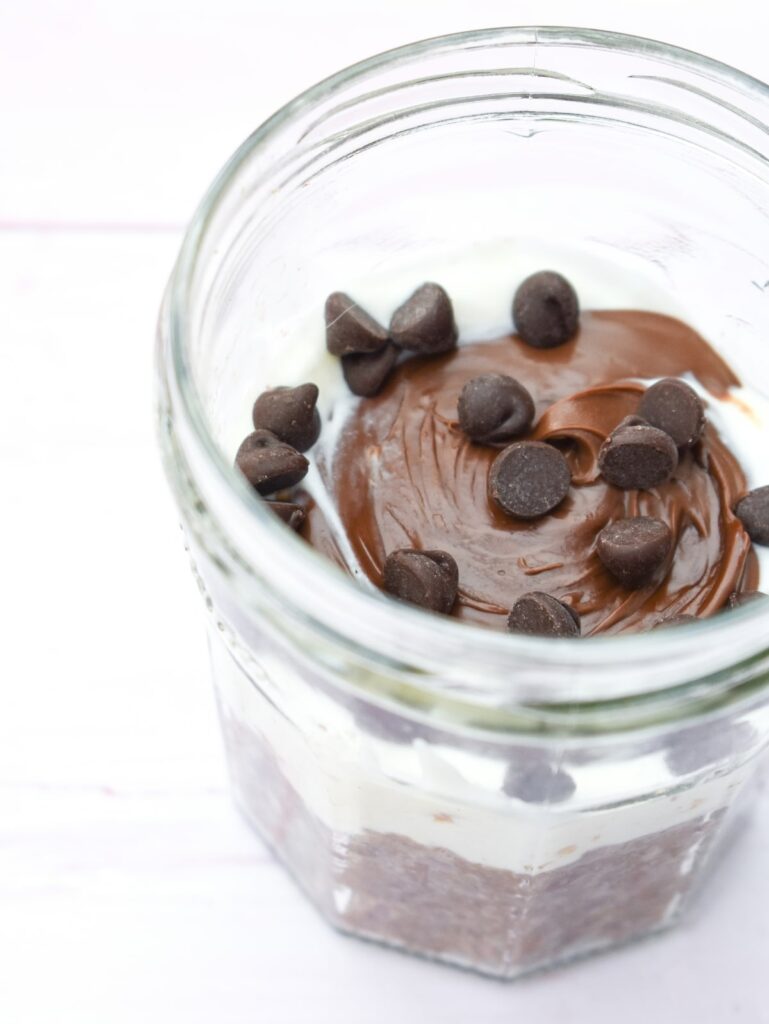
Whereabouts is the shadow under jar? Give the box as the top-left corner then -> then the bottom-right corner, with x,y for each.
157,28 -> 769,978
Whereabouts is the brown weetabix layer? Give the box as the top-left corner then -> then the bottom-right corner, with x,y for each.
219,698 -> 726,977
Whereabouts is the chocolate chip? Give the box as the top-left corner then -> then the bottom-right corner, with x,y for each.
342,341 -> 398,397
654,614 -> 699,630
489,441 -> 571,519
382,549 -> 458,614
502,758 -> 576,803
507,592 -> 580,638
664,720 -> 755,776
598,422 -> 678,490
265,500 -> 306,531
457,373 -> 535,445
235,430 -> 309,495
512,270 -> 579,349
727,590 -> 768,609
389,283 -> 458,354
353,704 -> 422,743
252,383 -> 321,452
325,292 -> 389,357
637,378 -> 706,448
352,700 -> 437,745
596,516 -> 673,589
619,413 -> 652,429
734,485 -> 769,545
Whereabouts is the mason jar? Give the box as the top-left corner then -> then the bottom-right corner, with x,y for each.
156,27 -> 769,978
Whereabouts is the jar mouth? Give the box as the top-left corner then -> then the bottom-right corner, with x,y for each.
163,26 -> 769,710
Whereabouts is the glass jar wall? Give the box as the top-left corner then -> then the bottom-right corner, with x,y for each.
158,29 -> 769,977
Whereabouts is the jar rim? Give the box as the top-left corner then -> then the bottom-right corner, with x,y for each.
161,26 -> 769,714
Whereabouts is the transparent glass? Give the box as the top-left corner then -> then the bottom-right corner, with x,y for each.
157,28 -> 769,977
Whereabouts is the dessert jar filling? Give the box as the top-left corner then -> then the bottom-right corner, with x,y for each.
157,29 -> 769,978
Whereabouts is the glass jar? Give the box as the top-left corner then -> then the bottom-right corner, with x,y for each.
156,28 -> 769,978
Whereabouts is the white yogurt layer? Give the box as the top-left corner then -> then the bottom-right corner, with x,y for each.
214,629 -> 754,876
219,240 -> 769,873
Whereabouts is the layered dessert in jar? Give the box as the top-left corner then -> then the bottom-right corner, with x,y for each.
157,29 -> 769,980
217,248 -> 769,976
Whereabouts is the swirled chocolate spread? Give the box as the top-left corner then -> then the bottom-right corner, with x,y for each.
303,308 -> 759,635
235,272 -> 767,636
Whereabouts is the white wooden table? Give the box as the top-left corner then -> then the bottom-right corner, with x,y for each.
2,3 -> 768,1021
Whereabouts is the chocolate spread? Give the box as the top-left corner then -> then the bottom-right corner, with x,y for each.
304,311 -> 757,634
